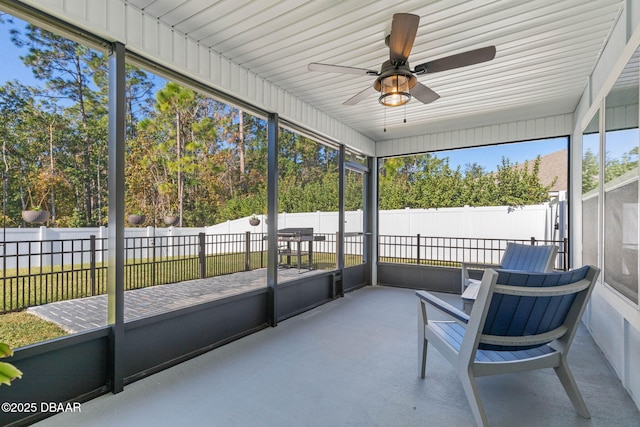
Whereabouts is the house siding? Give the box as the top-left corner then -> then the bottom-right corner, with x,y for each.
375,113 -> 573,157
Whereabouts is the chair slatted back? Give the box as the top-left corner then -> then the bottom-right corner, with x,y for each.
500,243 -> 557,272
478,266 -> 591,351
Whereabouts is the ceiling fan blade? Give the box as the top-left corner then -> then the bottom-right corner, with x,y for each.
413,46 -> 496,74
308,62 -> 378,76
389,13 -> 420,64
410,82 -> 440,104
344,86 -> 378,105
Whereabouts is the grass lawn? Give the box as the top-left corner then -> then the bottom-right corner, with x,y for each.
0,311 -> 68,349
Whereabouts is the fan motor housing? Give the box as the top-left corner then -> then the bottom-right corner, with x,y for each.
374,60 -> 417,92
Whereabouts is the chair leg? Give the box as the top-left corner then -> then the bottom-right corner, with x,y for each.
554,358 -> 591,418
418,301 -> 428,378
419,338 -> 428,379
459,371 -> 489,427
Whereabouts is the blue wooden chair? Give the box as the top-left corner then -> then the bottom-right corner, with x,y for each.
417,266 -> 600,426
461,243 -> 558,312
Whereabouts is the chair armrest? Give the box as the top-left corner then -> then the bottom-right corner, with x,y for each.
416,291 -> 469,324
461,262 -> 501,293
461,281 -> 481,301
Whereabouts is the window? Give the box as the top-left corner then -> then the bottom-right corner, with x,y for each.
582,113 -> 600,268
0,13 -> 107,345
603,47 -> 639,303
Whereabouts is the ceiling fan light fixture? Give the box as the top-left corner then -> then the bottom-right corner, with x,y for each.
307,13 -> 496,108
378,74 -> 411,107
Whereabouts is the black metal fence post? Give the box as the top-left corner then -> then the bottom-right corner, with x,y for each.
151,233 -> 156,287
261,232 -> 265,268
531,236 -> 536,245
198,232 -> 206,279
245,231 -> 251,271
90,235 -> 96,296
416,234 -> 421,264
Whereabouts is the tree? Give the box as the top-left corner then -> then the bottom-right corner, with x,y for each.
0,81 -> 33,223
582,148 -> 599,194
155,82 -> 199,226
12,25 -> 106,225
605,146 -> 638,183
488,157 -> 554,208
378,153 -> 556,210
0,81 -> 74,226
91,62 -> 156,139
378,154 -> 466,209
378,157 -> 410,210
277,130 -> 339,214
461,163 -> 495,206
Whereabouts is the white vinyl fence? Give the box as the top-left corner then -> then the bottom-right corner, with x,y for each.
0,204 -> 558,270
204,203 -> 557,239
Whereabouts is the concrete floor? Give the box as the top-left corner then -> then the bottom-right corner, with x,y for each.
35,286 -> 639,427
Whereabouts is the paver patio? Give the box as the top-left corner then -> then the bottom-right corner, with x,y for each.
27,268 -> 323,333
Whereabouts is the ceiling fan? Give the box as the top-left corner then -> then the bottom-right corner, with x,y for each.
308,13 -> 496,107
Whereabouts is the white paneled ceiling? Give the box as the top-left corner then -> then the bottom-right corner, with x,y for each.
125,0 -> 623,142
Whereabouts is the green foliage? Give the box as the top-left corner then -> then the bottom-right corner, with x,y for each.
216,191 -> 266,222
3,22 -> 109,225
582,148 -> 599,194
581,143 -> 638,194
1,342 -> 23,386
345,171 -> 364,211
67,208 -> 89,228
605,146 -> 638,183
378,154 -> 557,210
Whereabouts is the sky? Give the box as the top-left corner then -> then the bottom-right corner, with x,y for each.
435,137 -> 567,172
0,15 -> 568,172
0,17 -> 42,88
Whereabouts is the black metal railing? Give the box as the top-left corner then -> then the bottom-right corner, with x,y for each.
1,236 -> 104,314
1,232 -> 565,313
0,231 -> 345,313
378,235 -> 568,271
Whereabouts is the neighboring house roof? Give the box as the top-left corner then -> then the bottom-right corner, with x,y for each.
519,148 -> 568,193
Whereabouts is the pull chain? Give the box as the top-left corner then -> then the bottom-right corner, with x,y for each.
383,108 -> 387,132
383,105 -> 408,132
